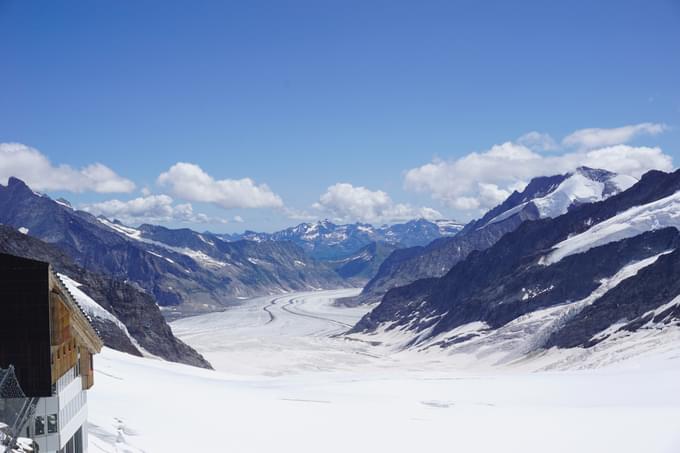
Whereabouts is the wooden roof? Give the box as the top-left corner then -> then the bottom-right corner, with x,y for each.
49,270 -> 104,354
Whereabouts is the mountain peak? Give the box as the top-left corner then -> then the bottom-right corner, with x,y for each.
5,176 -> 30,190
573,166 -> 619,182
474,167 -> 636,231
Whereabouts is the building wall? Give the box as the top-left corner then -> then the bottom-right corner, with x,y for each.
0,255 -> 52,396
31,365 -> 89,453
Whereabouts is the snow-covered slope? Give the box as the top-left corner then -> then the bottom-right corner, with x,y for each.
349,251 -> 671,366
88,289 -> 680,453
353,168 -> 680,363
483,167 -> 636,227
543,190 -> 680,265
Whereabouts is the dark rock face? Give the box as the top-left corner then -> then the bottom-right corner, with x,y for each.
90,318 -> 141,357
354,196 -> 540,305
352,169 -> 680,354
0,225 -> 211,369
357,193 -> 544,303
329,241 -> 399,285
545,245 -> 680,349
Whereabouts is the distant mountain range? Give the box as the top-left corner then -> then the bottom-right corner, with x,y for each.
349,167 -> 636,305
219,218 -> 463,260
0,176 -> 464,367
349,168 -> 680,365
8,164 -> 673,368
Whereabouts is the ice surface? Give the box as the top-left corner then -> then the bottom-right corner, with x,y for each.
88,288 -> 680,453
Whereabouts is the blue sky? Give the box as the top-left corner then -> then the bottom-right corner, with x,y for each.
1,0 -> 679,232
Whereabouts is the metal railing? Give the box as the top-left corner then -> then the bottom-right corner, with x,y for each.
0,366 -> 39,453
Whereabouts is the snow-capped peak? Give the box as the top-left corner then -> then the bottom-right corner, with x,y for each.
482,167 -> 637,227
532,168 -> 636,218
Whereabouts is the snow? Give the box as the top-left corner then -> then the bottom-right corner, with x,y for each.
430,253 -> 669,365
348,252 -> 671,367
54,199 -> 74,210
58,274 -> 121,327
58,274 -> 156,358
521,284 -> 554,301
532,172 -> 605,218
147,250 -> 175,264
97,218 -> 143,240
17,227 -> 28,234
98,217 -> 228,268
646,294 -> 680,319
434,219 -> 464,235
542,190 -> 680,265
611,174 -> 638,192
88,288 -> 680,453
484,170 -> 637,229
178,249 -> 227,268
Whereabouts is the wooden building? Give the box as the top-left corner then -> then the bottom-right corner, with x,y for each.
0,253 -> 103,453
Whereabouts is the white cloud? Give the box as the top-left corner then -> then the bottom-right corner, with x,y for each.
517,131 -> 558,151
157,163 -> 283,209
233,215 -> 244,223
82,194 -> 222,224
313,183 -> 442,223
0,142 -> 135,193
562,122 -> 667,149
282,207 -> 318,222
405,142 -> 673,213
478,183 -> 511,207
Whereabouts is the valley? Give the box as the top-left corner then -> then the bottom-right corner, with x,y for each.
88,289 -> 680,453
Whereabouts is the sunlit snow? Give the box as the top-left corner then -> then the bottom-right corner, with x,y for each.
87,289 -> 680,453
543,190 -> 680,265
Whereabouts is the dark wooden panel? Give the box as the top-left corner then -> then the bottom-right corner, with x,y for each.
0,253 -> 52,397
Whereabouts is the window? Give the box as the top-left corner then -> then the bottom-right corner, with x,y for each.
47,413 -> 58,433
35,416 -> 45,435
74,427 -> 83,453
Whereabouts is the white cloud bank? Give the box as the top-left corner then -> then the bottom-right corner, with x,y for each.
157,163 -> 284,209
0,143 -> 135,193
517,131 -> 558,151
313,183 -> 441,224
82,194 -> 222,224
562,122 -> 667,149
405,123 -> 673,212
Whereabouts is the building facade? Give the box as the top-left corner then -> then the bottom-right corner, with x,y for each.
0,253 -> 103,453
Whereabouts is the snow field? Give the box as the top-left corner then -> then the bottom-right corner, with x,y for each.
87,289 -> 680,453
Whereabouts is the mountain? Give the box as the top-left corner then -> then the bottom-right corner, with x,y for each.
0,177 -> 345,316
328,241 -> 400,284
220,218 -> 464,260
0,224 -> 211,368
351,167 -> 637,305
349,168 -> 680,365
